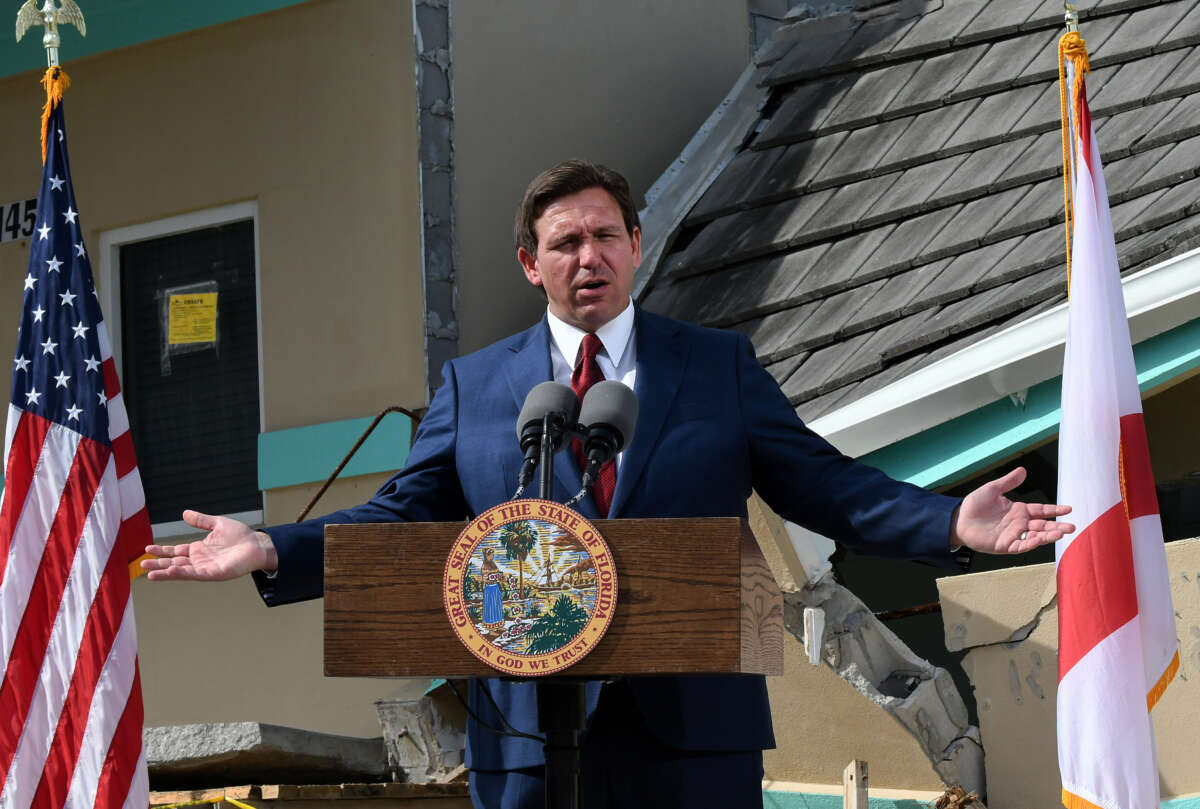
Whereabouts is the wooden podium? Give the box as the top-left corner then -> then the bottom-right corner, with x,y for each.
324,517 -> 783,678
324,517 -> 783,808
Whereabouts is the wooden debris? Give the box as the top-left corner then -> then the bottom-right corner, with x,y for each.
935,784 -> 985,809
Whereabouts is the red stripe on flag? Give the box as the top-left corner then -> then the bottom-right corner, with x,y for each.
118,509 -> 151,569
1076,86 -> 1093,174
101,359 -> 120,400
1057,502 -> 1139,680
0,436 -> 110,791
92,664 -> 144,809
110,431 -> 136,479
1119,413 -> 1159,520
0,412 -> 52,585
28,526 -> 131,809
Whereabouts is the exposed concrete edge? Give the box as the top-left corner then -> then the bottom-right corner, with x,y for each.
749,495 -> 981,791
786,581 -> 986,795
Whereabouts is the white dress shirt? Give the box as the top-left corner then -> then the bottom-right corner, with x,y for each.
545,299 -> 637,470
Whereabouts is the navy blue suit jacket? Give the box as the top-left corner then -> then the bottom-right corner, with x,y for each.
257,308 -> 959,770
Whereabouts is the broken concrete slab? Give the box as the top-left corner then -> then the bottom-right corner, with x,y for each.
376,695 -> 466,784
145,722 -> 388,790
937,538 -> 1200,809
787,579 -> 985,795
937,564 -> 1056,652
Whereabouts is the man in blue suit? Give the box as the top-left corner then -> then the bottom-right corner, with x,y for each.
143,161 -> 1073,808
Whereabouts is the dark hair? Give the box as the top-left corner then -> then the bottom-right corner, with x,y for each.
514,160 -> 640,255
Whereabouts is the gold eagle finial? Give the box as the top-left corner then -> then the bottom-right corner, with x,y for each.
16,0 -> 87,67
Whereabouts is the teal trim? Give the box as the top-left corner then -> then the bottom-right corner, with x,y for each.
257,412 -> 413,491
762,792 -> 931,809
860,317 -> 1200,488
425,678 -> 447,695
761,791 -> 1200,809
4,0 -> 311,80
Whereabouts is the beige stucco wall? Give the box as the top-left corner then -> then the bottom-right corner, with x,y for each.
451,0 -> 752,351
938,539 -> 1200,809
0,0 -> 427,736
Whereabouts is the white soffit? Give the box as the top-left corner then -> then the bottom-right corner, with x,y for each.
808,245 -> 1200,458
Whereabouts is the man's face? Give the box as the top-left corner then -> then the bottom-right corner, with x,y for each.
518,186 -> 641,332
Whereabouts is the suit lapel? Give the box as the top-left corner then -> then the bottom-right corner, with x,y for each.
609,309 -> 685,516
501,318 -> 587,504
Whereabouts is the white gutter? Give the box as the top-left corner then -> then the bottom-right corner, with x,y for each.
807,245 -> 1200,457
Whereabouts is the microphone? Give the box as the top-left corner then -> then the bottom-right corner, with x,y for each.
514,382 -> 580,494
576,381 -> 638,492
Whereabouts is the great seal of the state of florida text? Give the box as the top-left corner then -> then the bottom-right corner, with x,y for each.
442,499 -> 617,676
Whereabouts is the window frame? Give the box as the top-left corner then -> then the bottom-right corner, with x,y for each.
97,201 -> 265,538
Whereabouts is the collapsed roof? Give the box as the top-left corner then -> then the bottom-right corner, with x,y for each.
637,0 -> 1200,424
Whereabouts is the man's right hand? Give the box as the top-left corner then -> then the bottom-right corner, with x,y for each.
140,510 -> 279,581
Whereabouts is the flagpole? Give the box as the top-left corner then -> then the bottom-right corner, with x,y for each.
1064,1 -> 1078,33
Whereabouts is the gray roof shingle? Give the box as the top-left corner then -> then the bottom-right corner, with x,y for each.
638,0 -> 1200,420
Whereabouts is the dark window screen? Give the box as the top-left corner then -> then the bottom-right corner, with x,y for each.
119,220 -> 261,524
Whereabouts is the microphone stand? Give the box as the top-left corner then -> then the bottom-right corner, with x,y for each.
534,412 -> 587,809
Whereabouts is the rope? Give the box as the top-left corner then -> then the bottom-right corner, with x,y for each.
39,66 -> 70,165
154,796 -> 258,809
1058,31 -> 1089,292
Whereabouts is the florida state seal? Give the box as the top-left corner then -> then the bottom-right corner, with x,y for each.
442,500 -> 617,676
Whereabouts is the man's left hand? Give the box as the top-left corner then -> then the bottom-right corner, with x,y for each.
950,467 -> 1075,554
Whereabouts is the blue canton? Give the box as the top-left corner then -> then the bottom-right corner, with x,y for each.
11,101 -> 110,447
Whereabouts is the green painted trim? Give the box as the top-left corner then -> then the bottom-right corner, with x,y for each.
860,317 -> 1200,488
762,792 -> 931,809
3,0 -> 311,81
425,677 -> 447,695
257,412 -> 413,491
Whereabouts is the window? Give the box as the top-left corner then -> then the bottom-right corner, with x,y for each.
99,203 -> 263,535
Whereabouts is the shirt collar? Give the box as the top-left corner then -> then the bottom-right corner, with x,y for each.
546,298 -> 635,367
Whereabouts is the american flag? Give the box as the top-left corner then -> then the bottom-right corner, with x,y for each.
0,86 -> 151,809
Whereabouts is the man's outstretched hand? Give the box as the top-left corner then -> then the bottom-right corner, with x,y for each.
140,510 -> 278,581
951,467 -> 1075,554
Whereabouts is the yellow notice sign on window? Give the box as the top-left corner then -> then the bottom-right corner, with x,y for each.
167,293 -> 218,345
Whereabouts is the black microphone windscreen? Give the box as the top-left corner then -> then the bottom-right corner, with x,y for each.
516,381 -> 580,440
578,380 -> 638,449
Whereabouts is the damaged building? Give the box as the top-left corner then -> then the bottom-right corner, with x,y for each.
1,0 -> 1199,807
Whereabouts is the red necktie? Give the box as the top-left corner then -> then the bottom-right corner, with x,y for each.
572,333 -> 616,517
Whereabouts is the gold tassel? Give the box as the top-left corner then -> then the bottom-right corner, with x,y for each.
1059,31 -> 1089,293
39,65 -> 71,165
